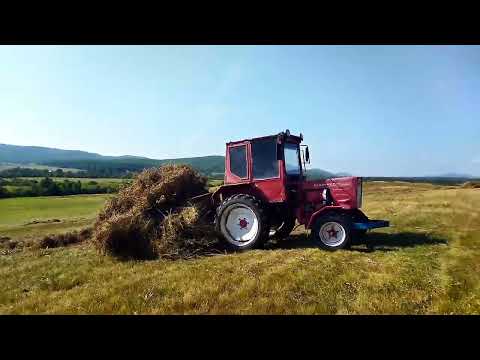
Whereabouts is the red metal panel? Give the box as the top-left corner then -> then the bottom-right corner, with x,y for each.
325,176 -> 359,209
299,177 -> 360,227
306,206 -> 345,228
251,177 -> 286,203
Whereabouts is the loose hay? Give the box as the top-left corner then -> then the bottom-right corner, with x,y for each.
461,181 -> 480,189
92,165 -> 219,260
39,227 -> 92,249
24,219 -> 61,226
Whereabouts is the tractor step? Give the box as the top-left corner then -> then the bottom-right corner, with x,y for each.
353,220 -> 390,230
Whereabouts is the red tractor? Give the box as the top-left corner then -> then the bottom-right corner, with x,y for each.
207,130 -> 389,251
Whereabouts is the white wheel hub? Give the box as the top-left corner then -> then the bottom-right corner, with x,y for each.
222,204 -> 259,247
319,221 -> 346,247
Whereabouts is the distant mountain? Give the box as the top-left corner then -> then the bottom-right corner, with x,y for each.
0,143 -> 345,179
0,143 -> 104,163
434,173 -> 473,179
333,172 -> 352,177
0,143 -> 225,177
306,168 -> 334,179
41,156 -> 226,177
306,168 -> 350,180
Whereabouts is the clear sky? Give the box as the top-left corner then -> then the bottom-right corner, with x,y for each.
0,45 -> 479,176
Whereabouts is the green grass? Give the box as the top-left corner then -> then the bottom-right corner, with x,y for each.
0,182 -> 479,314
207,179 -> 223,187
0,194 -> 111,239
3,185 -> 30,192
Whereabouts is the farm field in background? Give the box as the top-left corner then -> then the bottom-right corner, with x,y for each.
0,163 -> 84,173
0,194 -> 112,240
18,177 -> 129,183
1,177 -> 221,195
0,181 -> 479,314
0,177 -> 131,199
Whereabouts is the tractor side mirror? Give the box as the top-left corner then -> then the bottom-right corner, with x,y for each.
305,146 -> 310,163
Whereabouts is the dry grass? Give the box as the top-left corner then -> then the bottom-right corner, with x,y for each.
461,181 -> 480,189
0,181 -> 479,314
39,228 -> 92,249
91,165 -> 217,260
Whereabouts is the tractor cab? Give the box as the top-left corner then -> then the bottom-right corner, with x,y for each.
223,130 -> 307,204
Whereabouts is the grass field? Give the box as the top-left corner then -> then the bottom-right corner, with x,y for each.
0,194 -> 112,240
0,182 -> 479,314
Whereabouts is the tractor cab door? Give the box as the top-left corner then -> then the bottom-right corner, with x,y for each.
282,141 -> 303,204
225,141 -> 250,184
250,136 -> 286,203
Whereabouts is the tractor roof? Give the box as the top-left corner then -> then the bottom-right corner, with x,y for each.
226,130 -> 303,146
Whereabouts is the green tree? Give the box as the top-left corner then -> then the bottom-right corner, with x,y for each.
39,177 -> 61,196
0,186 -> 9,198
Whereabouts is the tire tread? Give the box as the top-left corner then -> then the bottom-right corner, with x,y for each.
214,194 -> 269,250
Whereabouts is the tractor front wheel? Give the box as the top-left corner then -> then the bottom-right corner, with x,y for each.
215,194 -> 269,251
311,214 -> 353,250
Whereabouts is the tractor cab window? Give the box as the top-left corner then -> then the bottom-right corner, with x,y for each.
285,142 -> 301,176
252,137 -> 279,179
229,145 -> 247,178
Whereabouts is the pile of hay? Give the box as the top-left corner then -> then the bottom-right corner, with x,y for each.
461,181 -> 480,189
91,165 -> 218,260
39,228 -> 92,249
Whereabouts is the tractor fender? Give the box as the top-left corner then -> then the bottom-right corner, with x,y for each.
306,206 -> 346,229
211,183 -> 263,207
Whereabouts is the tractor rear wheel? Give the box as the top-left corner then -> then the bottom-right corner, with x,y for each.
311,214 -> 353,250
215,194 -> 269,251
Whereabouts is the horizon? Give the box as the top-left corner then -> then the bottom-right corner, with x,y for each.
1,45 -> 479,177
1,141 -> 477,178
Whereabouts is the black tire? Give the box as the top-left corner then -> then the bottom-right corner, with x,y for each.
214,194 -> 269,251
269,215 -> 296,239
310,213 -> 353,250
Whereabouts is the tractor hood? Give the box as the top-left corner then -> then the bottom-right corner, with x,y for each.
302,176 -> 362,209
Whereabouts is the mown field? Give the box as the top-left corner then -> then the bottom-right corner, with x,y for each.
0,181 -> 479,314
0,194 -> 112,240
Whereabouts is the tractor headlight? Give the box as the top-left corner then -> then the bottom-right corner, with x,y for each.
357,178 -> 363,208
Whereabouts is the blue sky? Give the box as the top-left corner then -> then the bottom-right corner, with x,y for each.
0,45 -> 479,176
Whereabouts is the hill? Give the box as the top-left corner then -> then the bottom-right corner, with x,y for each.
42,156 -> 225,178
434,173 -> 473,179
0,144 -> 104,163
0,143 -> 225,178
1,143 -> 342,179
306,168 -> 351,180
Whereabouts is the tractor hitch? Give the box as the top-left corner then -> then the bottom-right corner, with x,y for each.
352,220 -> 390,231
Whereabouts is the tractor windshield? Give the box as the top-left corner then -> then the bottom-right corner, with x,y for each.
284,142 -> 301,176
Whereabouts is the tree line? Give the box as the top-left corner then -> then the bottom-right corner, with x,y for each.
0,177 -> 124,198
0,167 -> 135,179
